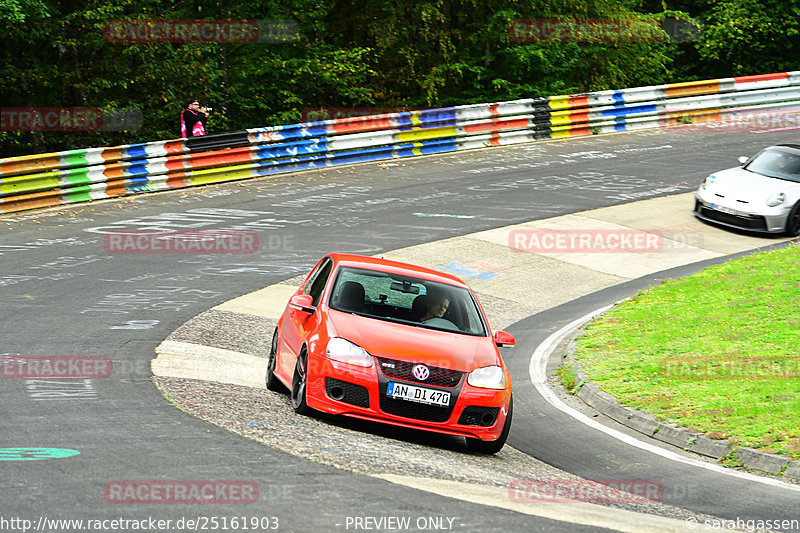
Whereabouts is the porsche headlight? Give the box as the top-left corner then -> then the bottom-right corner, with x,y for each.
701,175 -> 715,190
325,337 -> 373,367
766,192 -> 785,207
467,365 -> 506,390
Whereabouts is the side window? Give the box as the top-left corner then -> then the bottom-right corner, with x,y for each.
305,258 -> 333,307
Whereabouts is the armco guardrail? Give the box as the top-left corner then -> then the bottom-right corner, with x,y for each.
2,71 -> 799,214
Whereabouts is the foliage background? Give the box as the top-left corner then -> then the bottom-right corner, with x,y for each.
1,0 -> 798,156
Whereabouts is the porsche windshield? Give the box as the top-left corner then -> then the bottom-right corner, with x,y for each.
328,266 -> 487,336
744,149 -> 800,183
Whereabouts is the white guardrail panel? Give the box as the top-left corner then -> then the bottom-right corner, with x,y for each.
1,71 -> 799,213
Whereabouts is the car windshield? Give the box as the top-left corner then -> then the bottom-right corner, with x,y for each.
328,266 -> 487,336
744,148 -> 800,183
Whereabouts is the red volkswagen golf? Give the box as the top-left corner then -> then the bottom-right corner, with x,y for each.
266,253 -> 515,453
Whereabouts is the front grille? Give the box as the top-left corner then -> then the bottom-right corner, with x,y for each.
379,393 -> 453,422
376,357 -> 463,388
696,204 -> 767,231
458,406 -> 500,427
377,376 -> 461,423
325,378 -> 369,408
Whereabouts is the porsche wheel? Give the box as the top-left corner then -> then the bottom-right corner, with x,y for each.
466,395 -> 512,454
265,328 -> 286,392
290,348 -> 312,415
785,202 -> 800,237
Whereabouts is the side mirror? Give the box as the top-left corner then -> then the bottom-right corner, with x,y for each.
738,156 -> 748,165
494,330 -> 515,347
289,294 -> 315,314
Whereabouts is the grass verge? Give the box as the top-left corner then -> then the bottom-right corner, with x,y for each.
573,242 -> 800,459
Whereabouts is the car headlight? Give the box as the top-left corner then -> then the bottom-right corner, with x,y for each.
766,192 -> 785,207
701,175 -> 715,190
325,337 -> 373,367
467,365 -> 506,389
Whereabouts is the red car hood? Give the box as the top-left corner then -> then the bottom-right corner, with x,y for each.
327,309 -> 500,371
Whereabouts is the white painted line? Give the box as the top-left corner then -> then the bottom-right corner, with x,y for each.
153,341 -> 265,389
528,308 -> 800,493
374,474 -> 721,533
213,283 -> 298,318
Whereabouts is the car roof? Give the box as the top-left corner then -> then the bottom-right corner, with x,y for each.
325,253 -> 469,288
772,144 -> 800,154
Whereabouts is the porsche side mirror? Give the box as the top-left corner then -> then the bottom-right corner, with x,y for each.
738,156 -> 748,165
289,294 -> 315,313
494,330 -> 515,347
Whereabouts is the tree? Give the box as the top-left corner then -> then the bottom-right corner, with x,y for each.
694,0 -> 800,76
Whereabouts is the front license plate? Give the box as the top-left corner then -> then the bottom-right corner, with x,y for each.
711,203 -> 736,215
386,382 -> 450,407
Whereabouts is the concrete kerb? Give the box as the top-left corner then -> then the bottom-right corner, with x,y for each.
152,191 -> 798,480
785,461 -> 800,482
559,310 -> 799,480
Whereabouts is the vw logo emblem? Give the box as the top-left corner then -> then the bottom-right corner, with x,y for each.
412,364 -> 430,381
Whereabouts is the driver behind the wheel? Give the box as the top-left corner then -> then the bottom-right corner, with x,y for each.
419,290 -> 450,322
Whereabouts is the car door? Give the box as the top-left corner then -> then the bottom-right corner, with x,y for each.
279,257 -> 334,378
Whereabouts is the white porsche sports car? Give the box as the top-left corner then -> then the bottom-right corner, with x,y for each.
694,144 -> 800,236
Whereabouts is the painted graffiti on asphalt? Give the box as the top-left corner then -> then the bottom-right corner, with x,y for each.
83,208 -> 311,234
80,286 -> 222,315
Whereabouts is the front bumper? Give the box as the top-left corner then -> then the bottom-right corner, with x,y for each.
305,355 -> 511,441
694,193 -> 790,234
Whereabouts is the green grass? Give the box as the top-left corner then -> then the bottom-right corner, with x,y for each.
558,361 -> 577,392
573,242 -> 800,459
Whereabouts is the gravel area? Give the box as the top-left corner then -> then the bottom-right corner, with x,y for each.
152,375 -> 558,485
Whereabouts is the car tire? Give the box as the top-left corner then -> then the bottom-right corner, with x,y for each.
290,348 -> 313,416
785,202 -> 800,237
266,328 -> 286,393
465,395 -> 512,454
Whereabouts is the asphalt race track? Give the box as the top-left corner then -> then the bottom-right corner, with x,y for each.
2,126 -> 799,532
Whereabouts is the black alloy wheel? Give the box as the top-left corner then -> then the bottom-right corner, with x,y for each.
290,348 -> 312,415
266,328 -> 286,392
465,394 -> 513,454
786,202 -> 800,237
